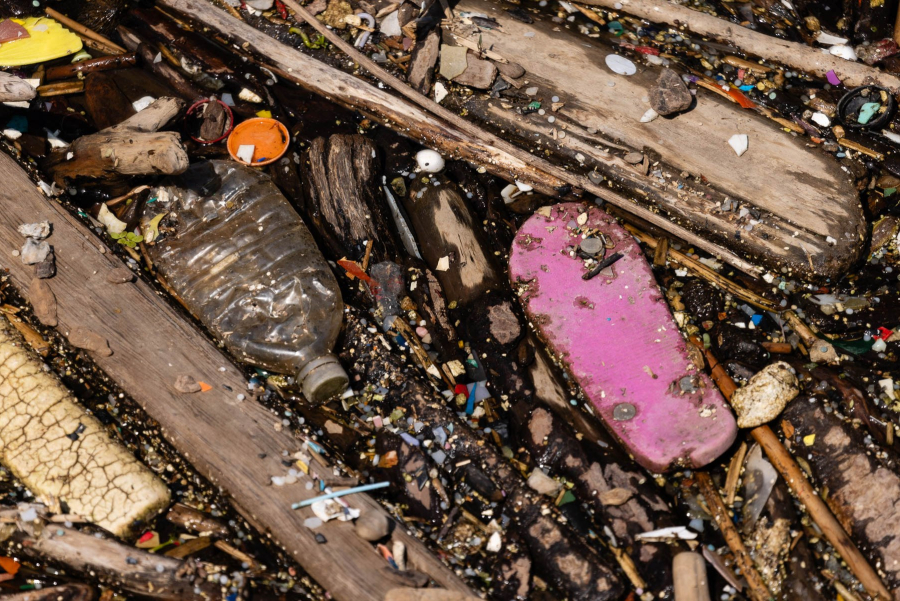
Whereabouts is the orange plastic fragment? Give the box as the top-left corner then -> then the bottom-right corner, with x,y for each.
0,556 -> 20,576
337,258 -> 380,293
198,381 -> 213,392
727,88 -> 756,109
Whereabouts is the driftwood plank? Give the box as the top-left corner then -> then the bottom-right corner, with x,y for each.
0,152 -> 472,601
455,0 -> 865,281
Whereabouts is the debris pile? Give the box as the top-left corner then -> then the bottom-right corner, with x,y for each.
0,0 -> 900,600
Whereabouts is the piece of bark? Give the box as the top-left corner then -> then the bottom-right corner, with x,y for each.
68,326 -> 112,356
374,432 -> 444,524
453,55 -> 497,89
166,503 -> 229,537
0,584 -> 95,601
198,98 -> 226,141
506,488 -> 623,601
301,134 -> 401,264
34,252 -> 56,279
84,71 -> 137,131
407,28 -> 440,94
0,321 -> 170,537
46,97 -> 188,187
106,266 -> 135,283
29,277 -> 57,326
782,397 -> 900,592
0,71 -> 35,102
403,177 -> 501,305
490,530 -> 532,600
495,61 -> 525,79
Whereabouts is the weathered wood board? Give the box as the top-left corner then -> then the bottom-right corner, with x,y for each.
455,0 -> 865,282
0,152 -> 472,601
510,203 -> 737,471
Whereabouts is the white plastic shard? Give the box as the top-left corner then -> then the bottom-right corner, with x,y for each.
728,134 -> 749,157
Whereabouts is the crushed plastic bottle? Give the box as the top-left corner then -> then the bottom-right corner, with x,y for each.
143,161 -> 347,403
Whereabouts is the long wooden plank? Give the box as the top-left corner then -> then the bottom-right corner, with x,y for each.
0,152 -> 472,601
455,0 -> 865,282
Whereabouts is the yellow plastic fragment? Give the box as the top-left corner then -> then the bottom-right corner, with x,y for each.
0,17 -> 83,67
803,434 -> 816,446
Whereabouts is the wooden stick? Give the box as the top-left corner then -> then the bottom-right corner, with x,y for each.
693,339 -> 892,601
79,36 -> 128,57
36,80 -> 85,97
179,0 -> 762,278
696,471 -> 771,601
45,54 -> 138,82
45,7 -> 128,55
583,0 -> 900,91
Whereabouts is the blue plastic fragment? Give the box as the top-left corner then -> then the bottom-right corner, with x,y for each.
6,115 -> 27,133
465,383 -> 476,415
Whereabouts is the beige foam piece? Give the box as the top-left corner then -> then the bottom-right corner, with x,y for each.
0,320 -> 169,537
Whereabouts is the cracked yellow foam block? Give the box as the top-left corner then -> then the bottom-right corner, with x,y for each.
0,320 -> 170,537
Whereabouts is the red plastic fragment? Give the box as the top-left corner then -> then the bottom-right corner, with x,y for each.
137,531 -> 154,544
634,46 -> 659,56
876,327 -> 894,340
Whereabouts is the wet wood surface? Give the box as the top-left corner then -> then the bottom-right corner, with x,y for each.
457,0 -> 865,282
0,152 -> 472,601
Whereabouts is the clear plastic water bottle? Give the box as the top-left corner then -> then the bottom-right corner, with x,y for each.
143,161 -> 348,403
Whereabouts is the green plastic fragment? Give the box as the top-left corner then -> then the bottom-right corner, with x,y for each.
608,21 -> 623,36
857,102 -> 882,124
886,187 -> 897,197
528,101 -> 541,110
557,490 -> 576,506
